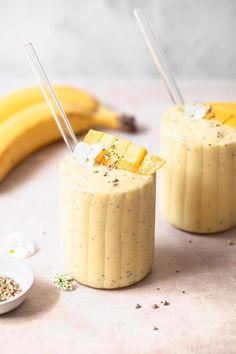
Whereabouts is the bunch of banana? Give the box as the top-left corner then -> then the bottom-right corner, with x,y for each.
0,85 -> 136,182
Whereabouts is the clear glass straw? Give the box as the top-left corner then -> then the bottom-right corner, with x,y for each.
133,7 -> 184,106
22,42 -> 78,152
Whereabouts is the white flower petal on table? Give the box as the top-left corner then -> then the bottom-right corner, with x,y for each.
0,231 -> 36,259
13,242 -> 35,259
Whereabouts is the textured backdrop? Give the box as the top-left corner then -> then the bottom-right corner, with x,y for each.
1,0 -> 236,79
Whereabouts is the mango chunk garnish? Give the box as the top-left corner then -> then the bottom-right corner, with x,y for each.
98,133 -> 116,165
83,129 -> 165,175
84,129 -> 104,144
104,137 -> 130,166
95,149 -> 108,163
84,129 -> 108,163
138,153 -> 166,175
205,102 -> 236,126
99,133 -> 116,149
118,143 -> 147,172
225,117 -> 236,129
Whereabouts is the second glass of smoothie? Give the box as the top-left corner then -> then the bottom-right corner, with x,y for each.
160,104 -> 236,234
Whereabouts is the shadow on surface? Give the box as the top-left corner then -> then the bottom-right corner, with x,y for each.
1,278 -> 60,319
131,222 -> 236,289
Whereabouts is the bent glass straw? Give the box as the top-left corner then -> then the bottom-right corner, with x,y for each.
22,42 -> 78,152
133,7 -> 185,106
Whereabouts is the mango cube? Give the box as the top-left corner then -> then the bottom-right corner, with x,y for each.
118,143 -> 147,172
84,129 -> 104,144
205,102 -> 236,124
138,153 -> 166,175
99,133 -> 116,150
225,117 -> 236,130
83,129 -> 165,175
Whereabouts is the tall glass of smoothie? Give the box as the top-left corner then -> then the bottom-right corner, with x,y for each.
160,103 -> 236,234
60,130 -> 165,289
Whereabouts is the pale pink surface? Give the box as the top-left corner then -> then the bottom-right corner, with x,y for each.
0,79 -> 236,354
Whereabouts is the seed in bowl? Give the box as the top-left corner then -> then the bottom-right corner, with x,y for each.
0,275 -> 21,301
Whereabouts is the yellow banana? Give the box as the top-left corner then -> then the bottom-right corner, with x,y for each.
0,85 -> 99,123
0,99 -> 136,182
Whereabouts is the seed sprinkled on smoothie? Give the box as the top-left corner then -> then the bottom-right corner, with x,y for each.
217,131 -> 224,138
112,178 -> 119,183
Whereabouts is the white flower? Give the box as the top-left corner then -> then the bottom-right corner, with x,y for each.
0,232 -> 35,259
184,102 -> 207,120
74,142 -> 103,168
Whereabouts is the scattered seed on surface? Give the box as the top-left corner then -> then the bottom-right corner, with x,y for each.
153,326 -> 159,331
157,287 -> 160,291
152,304 -> 159,309
176,270 -> 179,273
163,300 -> 170,306
135,303 -> 142,309
182,291 -> 186,294
228,240 -> 235,246
188,240 -> 192,243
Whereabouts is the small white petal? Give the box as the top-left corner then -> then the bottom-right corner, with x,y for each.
75,142 -> 90,155
184,103 -> 206,120
74,142 -> 90,161
0,232 -> 36,259
74,142 -> 104,168
13,242 -> 35,259
184,104 -> 196,116
89,143 -> 103,158
193,106 -> 206,120
85,158 -> 95,168
3,231 -> 24,243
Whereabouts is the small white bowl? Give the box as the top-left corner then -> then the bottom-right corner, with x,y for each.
0,256 -> 34,315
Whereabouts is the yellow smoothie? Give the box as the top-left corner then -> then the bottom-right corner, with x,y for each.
160,106 -> 236,234
60,154 -> 156,289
